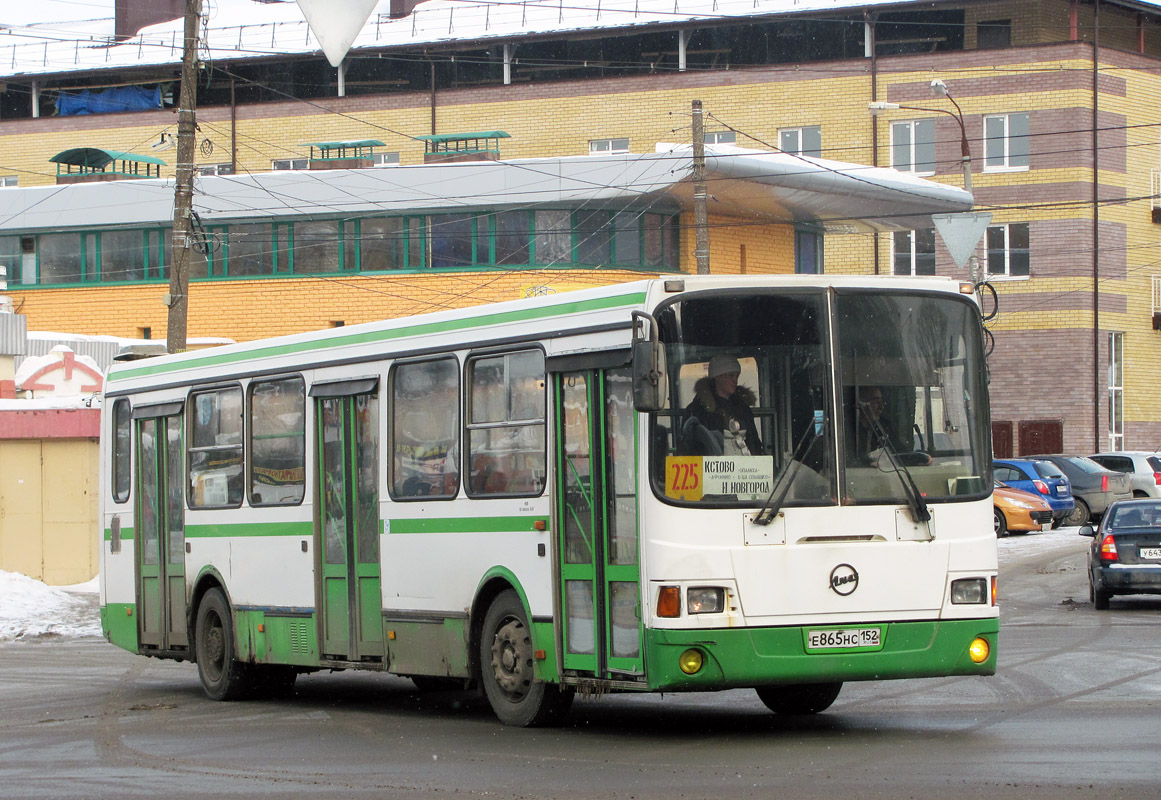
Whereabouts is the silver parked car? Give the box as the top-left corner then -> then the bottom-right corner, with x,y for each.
1089,451 -> 1161,499
1026,454 -> 1134,526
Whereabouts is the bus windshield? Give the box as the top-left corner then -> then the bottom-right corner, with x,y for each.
649,288 -> 989,507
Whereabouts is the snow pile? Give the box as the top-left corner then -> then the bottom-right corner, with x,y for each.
0,570 -> 100,641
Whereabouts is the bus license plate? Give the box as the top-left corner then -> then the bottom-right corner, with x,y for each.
1140,547 -> 1161,560
806,627 -> 881,650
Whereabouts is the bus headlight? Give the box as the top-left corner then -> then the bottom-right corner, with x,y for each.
678,648 -> 704,675
968,637 -> 990,663
951,578 -> 988,604
687,587 -> 724,614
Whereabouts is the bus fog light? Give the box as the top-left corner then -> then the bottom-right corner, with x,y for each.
687,587 -> 724,614
678,649 -> 704,675
951,578 -> 987,604
968,637 -> 990,664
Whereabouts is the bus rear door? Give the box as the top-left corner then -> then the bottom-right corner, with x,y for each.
554,367 -> 644,682
134,405 -> 187,651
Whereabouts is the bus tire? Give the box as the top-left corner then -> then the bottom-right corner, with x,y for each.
755,682 -> 842,715
480,590 -> 574,727
195,588 -> 253,701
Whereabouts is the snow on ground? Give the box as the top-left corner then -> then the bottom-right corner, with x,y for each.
0,526 -> 1086,643
0,570 -> 100,641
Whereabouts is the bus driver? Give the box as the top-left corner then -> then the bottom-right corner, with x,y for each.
682,354 -> 763,456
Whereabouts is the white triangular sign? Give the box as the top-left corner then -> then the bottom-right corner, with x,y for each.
295,0 -> 379,67
932,212 -> 992,269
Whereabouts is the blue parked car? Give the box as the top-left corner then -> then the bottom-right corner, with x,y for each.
994,458 -> 1075,528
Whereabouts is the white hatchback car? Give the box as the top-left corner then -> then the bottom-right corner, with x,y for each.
1090,452 -> 1161,499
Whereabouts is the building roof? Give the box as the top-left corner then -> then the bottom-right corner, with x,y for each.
0,145 -> 971,233
6,0 -> 1159,81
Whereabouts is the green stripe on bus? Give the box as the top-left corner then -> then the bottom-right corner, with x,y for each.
388,516 -> 548,534
186,521 -> 314,538
108,291 -> 647,383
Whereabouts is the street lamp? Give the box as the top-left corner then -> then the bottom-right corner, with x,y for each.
868,78 -> 972,194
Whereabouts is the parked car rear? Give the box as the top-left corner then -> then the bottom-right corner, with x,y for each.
993,479 -> 1054,537
1080,498 -> 1161,609
1089,451 -> 1161,499
993,458 -> 1075,528
1027,454 -> 1133,526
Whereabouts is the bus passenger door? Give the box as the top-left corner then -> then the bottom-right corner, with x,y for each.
555,368 -> 644,680
314,385 -> 383,662
135,410 -> 187,651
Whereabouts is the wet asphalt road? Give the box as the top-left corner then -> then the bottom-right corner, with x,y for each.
2,532 -> 1159,800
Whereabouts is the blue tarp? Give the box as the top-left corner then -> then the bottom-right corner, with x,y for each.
56,85 -> 161,116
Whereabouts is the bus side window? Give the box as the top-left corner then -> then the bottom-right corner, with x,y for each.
111,397 -> 131,503
249,376 -> 305,506
466,350 -> 546,497
188,387 -> 244,508
390,358 -> 460,500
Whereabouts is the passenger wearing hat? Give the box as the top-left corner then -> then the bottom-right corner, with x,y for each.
682,354 -> 763,456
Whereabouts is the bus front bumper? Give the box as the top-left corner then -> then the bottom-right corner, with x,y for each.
643,618 -> 998,692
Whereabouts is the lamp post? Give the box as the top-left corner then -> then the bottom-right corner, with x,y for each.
869,79 -> 987,286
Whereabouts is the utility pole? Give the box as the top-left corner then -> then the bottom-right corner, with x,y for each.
166,0 -> 202,354
691,99 -> 710,275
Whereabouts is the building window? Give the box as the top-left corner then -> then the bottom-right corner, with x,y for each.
704,131 -> 736,145
978,19 -> 1012,49
272,158 -> 308,171
892,228 -> 937,276
1108,332 -> 1123,451
0,176 -> 18,188
891,119 -> 936,174
780,126 -> 822,157
985,223 -> 1030,278
984,113 -> 1029,171
795,227 -> 823,274
197,163 -> 235,176
589,138 -> 630,155
371,152 -> 400,167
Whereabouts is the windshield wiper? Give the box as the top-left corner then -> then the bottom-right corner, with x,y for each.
858,402 -> 931,524
753,417 -> 821,526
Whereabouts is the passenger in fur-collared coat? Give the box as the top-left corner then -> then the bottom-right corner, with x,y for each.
682,354 -> 764,456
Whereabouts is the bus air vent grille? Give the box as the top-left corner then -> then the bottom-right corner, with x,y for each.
290,621 -> 310,654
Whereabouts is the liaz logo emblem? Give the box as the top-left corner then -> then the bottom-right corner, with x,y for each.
829,564 -> 859,596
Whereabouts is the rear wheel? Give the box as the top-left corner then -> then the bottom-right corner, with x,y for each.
195,588 -> 253,701
1064,498 -> 1091,527
756,682 -> 842,715
1093,586 -> 1112,610
994,509 -> 1008,537
479,590 -> 573,727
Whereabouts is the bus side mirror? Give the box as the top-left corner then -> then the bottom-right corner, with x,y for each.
631,310 -> 666,412
632,340 -> 665,412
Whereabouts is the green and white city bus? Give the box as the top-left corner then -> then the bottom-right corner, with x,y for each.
99,275 -> 998,726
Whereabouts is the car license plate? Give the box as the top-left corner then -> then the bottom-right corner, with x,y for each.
1140,547 -> 1161,560
1056,486 -> 1068,495
806,627 -> 882,651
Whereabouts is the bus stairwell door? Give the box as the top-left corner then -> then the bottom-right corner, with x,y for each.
135,413 -> 187,650
315,390 -> 384,662
555,368 -> 643,680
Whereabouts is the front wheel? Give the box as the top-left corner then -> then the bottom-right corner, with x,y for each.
756,682 -> 842,715
479,590 -> 573,727
195,588 -> 253,701
1065,498 -> 1091,527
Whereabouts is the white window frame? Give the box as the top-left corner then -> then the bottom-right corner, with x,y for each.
0,175 -> 18,188
371,152 -> 400,167
704,131 -> 736,145
890,119 -> 936,175
197,163 -> 235,176
1108,331 -> 1124,451
589,138 -> 630,156
891,228 -> 937,276
272,158 -> 308,171
983,113 -> 1030,172
984,222 -> 1031,279
779,125 -> 822,157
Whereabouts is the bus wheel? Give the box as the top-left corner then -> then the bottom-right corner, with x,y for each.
480,590 -> 574,727
755,682 -> 842,715
195,588 -> 253,701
